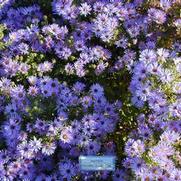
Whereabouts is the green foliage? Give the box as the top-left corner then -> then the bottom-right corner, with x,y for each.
25,95 -> 57,122
0,24 -> 8,50
142,152 -> 158,166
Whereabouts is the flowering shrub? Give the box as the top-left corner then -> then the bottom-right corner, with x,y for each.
0,0 -> 180,180
1,77 -> 121,180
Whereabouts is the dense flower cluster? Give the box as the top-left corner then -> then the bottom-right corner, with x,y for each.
0,77 -> 120,180
124,125 -> 181,180
0,0 -> 180,180
125,47 -> 181,179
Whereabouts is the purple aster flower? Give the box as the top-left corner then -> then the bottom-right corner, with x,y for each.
157,48 -> 170,61
5,103 -> 18,116
90,83 -> 104,98
146,41 -> 156,49
34,119 -> 46,133
95,62 -> 108,75
60,128 -> 74,144
0,77 -> 11,90
3,118 -> 21,139
131,95 -> 144,108
139,49 -> 157,63
46,124 -> 59,136
29,137 -> 42,153
137,123 -> 153,140
125,157 -> 145,173
133,62 -> 147,78
160,0 -> 172,11
35,174 -> 47,181
37,61 -> 53,73
27,76 -> 38,85
115,36 -> 128,49
42,24 -> 68,39
18,167 -> 35,181
92,13 -> 119,42
135,83 -> 151,102
73,82 -> 85,93
74,40 -> 87,51
40,83 -> 54,97
0,150 -> 9,164
85,141 -> 101,154
74,62 -> 85,77
6,161 -> 21,178
65,63 -> 74,75
93,2 -> 105,13
125,139 -> 145,157
79,2 -> 92,16
159,69 -> 173,83
59,160 -> 77,181
17,141 -> 34,158
18,63 -> 30,74
44,174 -> 58,181
116,6 -> 129,21
44,36 -> 54,49
10,85 -> 26,101
113,169 -> 128,181
58,47 -> 72,60
169,101 -> 181,118
42,142 -> 56,156
148,8 -> 167,24
17,131 -> 28,141
18,43 -> 29,55
170,169 -> 181,181
28,86 -> 39,96
160,129 -> 180,144
52,0 -> 78,20
81,96 -> 93,109
3,59 -> 20,77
